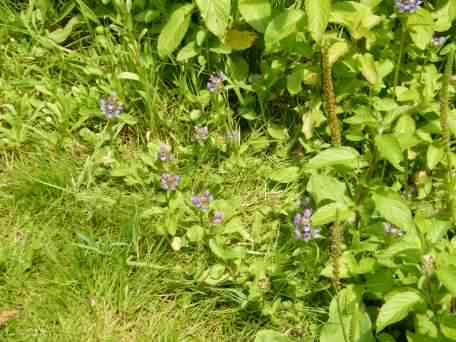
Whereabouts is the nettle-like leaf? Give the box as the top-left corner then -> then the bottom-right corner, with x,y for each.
329,1 -> 382,46
307,173 -> 347,204
372,192 -> 414,232
157,3 -> 194,58
264,9 -> 304,53
320,286 -> 375,342
306,146 -> 361,169
406,8 -> 433,50
305,0 -> 330,43
195,0 -> 230,38
374,134 -> 404,171
436,254 -> 456,295
238,0 -> 271,33
376,290 -> 424,333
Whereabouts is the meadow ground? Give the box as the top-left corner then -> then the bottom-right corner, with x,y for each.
0,3 -> 327,341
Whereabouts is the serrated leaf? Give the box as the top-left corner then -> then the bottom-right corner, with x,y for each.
376,291 -> 424,333
157,4 -> 194,58
238,0 -> 271,33
307,174 -> 346,204
305,0 -> 330,43
375,134 -> 404,171
223,29 -> 256,50
372,193 -> 414,232
196,0 -> 230,38
306,147 -> 360,169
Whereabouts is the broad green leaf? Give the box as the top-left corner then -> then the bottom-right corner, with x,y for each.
306,147 -> 360,169
305,0 -> 331,43
426,144 -> 444,170
209,238 -> 246,260
239,0 -> 272,33
186,225 -> 205,242
117,72 -> 140,81
320,286 -> 375,342
436,255 -> 456,295
328,40 -> 350,65
157,4 -> 194,58
227,55 -> 249,81
353,53 -> 377,84
287,64 -> 319,95
375,134 -> 404,171
311,202 -> 354,225
264,9 -> 304,53
372,193 -> 414,232
48,16 -> 80,43
268,166 -> 299,183
255,330 -> 289,342
177,42 -> 199,62
406,8 -> 433,50
441,313 -> 456,340
376,291 -> 424,333
267,124 -> 288,140
196,0 -> 230,38
223,29 -> 256,50
307,174 -> 347,204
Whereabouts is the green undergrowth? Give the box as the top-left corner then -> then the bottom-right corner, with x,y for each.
0,27 -> 325,341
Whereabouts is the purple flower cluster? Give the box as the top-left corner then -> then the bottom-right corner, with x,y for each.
193,126 -> 209,142
207,72 -> 226,92
160,173 -> 180,191
191,191 -> 213,211
158,143 -> 174,161
211,211 -> 225,224
383,222 -> 405,237
395,0 -> 423,13
293,208 -> 320,241
100,91 -> 123,119
432,34 -> 448,47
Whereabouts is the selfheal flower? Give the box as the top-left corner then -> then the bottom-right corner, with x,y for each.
432,34 -> 448,47
294,208 -> 320,241
211,211 -> 225,224
193,126 -> 209,142
160,173 -> 180,191
100,91 -> 123,119
395,0 -> 423,13
207,72 -> 226,92
158,143 -> 174,161
423,254 -> 435,276
191,191 -> 213,211
383,222 -> 405,237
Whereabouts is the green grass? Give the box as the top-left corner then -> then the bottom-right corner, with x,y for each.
0,3 -> 327,341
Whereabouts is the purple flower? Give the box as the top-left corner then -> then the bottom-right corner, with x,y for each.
211,211 -> 225,224
193,126 -> 209,142
207,72 -> 226,92
100,91 -> 123,119
294,208 -> 320,241
191,191 -> 213,211
395,0 -> 423,13
158,143 -> 174,161
432,34 -> 448,47
160,173 -> 180,191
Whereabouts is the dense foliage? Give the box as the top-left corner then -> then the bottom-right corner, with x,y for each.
2,0 -> 456,341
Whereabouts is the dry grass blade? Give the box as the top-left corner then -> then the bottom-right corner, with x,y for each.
0,309 -> 18,326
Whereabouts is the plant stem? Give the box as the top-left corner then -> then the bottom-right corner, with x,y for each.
321,46 -> 341,145
393,23 -> 406,91
440,49 -> 454,219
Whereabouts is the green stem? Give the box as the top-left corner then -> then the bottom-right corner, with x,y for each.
440,49 -> 454,219
393,23 -> 406,91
